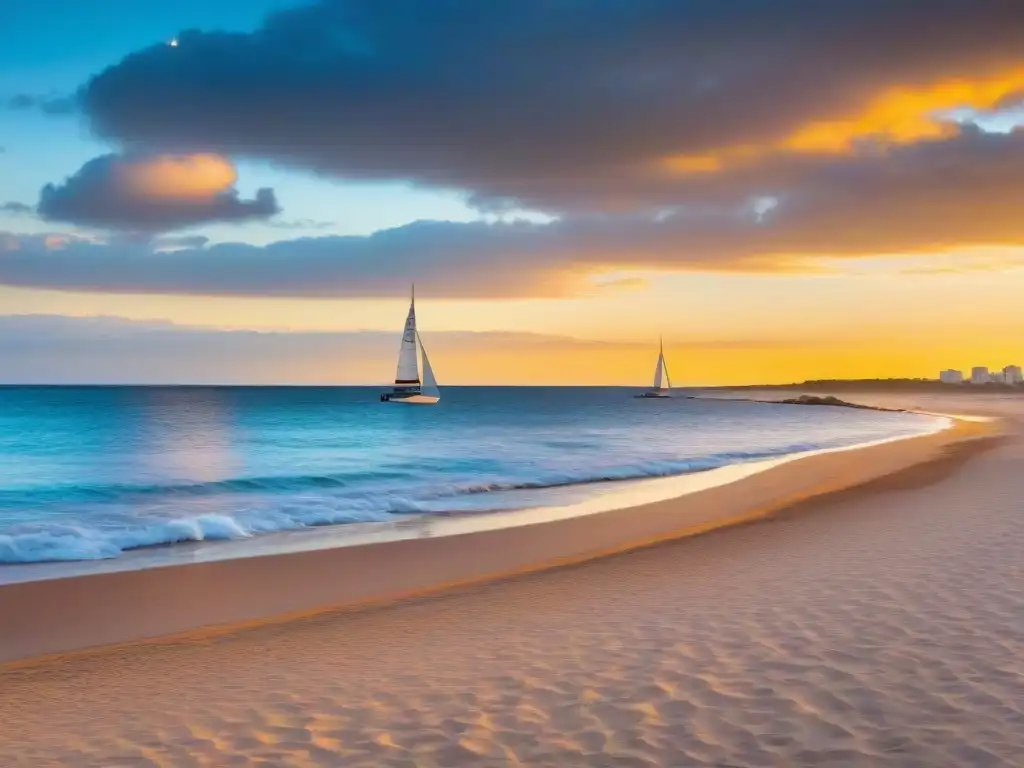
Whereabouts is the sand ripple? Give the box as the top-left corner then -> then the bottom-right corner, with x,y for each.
2,430 -> 1024,766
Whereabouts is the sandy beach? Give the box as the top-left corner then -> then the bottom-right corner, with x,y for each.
2,392 -> 1023,766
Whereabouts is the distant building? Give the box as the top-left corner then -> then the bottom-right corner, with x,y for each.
990,370 -> 1006,384
1003,365 -> 1023,384
939,369 -> 963,384
971,366 -> 990,385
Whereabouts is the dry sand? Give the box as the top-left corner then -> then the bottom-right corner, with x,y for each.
1,393 -> 1023,766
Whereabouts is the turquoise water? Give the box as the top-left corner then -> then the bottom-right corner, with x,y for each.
0,386 -> 942,563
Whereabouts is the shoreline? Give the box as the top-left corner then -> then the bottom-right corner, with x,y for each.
0,408 -> 988,666
0,407 -> 948,582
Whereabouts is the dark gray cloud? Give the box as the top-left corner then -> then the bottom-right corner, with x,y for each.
993,91 -> 1024,111
6,93 -> 77,116
4,126 -> 1024,298
36,153 -> 280,231
79,0 -> 1024,212
1,202 -> 34,215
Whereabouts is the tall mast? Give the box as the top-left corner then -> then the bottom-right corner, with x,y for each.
662,336 -> 672,389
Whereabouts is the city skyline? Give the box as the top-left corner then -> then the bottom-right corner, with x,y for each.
939,364 -> 1024,385
4,2 -> 1024,384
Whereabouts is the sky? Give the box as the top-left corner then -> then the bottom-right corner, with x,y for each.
3,0 -> 1024,385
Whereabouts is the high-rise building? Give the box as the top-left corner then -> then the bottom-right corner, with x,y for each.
939,369 -> 963,384
971,366 -> 990,384
1003,365 -> 1023,384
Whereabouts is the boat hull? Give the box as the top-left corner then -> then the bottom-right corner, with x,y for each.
381,393 -> 440,405
635,391 -> 672,398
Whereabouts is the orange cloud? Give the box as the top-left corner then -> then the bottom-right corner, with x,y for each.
785,66 -> 1024,152
662,65 -> 1024,175
660,154 -> 724,175
36,153 -> 278,231
118,154 -> 238,200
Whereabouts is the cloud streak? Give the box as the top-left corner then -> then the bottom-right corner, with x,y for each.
1,202 -> 34,215
6,93 -> 77,116
3,125 -> 1024,298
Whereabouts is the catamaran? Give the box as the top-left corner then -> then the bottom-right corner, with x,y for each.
635,337 -> 672,398
380,286 -> 441,404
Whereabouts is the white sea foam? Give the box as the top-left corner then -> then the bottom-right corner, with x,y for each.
0,386 -> 949,564
0,425 -> 945,564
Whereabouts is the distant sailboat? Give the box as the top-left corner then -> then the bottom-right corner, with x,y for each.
635,337 -> 672,398
381,286 -> 441,404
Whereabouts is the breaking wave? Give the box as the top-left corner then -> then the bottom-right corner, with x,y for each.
0,435 -> 928,564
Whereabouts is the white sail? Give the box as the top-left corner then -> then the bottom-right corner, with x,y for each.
653,352 -> 665,390
635,337 -> 673,398
394,290 -> 419,385
418,331 -> 440,399
653,337 -> 671,392
382,286 -> 439,404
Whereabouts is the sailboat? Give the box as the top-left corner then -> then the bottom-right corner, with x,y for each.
380,286 -> 441,404
635,337 -> 672,398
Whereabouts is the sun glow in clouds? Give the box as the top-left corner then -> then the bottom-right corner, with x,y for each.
119,154 -> 238,201
662,66 -> 1024,175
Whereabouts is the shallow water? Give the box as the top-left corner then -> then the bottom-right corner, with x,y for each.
0,386 -> 943,563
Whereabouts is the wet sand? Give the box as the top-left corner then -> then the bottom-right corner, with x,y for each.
1,393 -> 1022,766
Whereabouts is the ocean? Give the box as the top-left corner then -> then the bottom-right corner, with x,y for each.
0,386 -> 944,564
